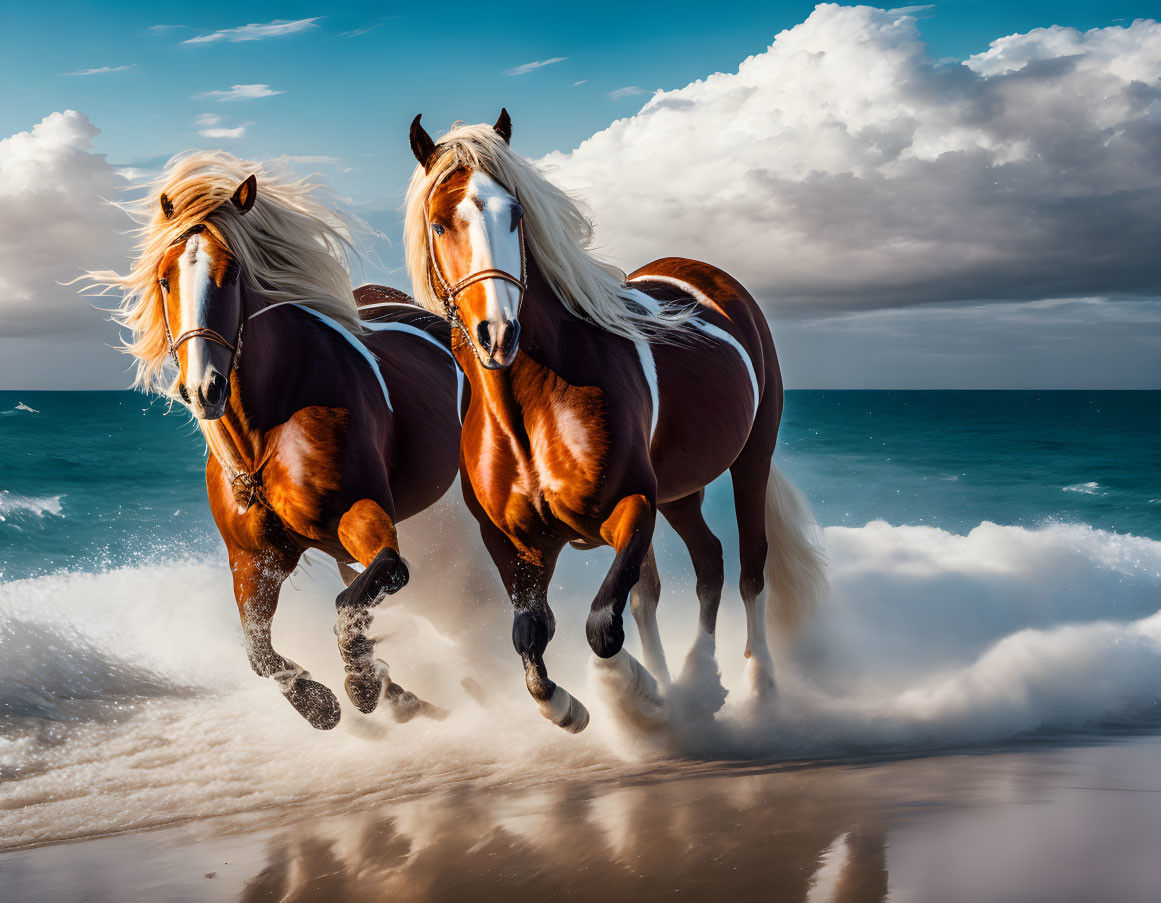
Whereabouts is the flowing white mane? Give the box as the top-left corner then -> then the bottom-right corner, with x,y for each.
404,122 -> 694,342
83,150 -> 363,395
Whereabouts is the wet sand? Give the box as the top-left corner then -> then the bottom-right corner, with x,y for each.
3,733 -> 1160,902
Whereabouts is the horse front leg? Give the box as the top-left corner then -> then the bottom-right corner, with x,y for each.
472,513 -> 588,733
335,498 -> 443,722
229,545 -> 342,730
587,494 -> 669,725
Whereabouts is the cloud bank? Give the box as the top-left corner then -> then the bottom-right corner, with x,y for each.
543,5 -> 1161,313
0,111 -> 129,339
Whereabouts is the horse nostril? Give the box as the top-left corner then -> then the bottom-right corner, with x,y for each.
499,322 -> 520,357
204,372 -> 228,408
476,322 -> 493,353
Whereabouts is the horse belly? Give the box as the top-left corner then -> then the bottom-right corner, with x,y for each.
650,341 -> 758,503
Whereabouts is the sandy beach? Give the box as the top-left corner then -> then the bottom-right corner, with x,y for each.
3,733 -> 1160,902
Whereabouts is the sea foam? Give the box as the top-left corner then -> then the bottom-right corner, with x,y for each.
0,519 -> 1159,848
0,492 -> 63,522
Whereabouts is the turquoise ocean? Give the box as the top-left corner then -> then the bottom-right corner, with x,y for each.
4,390 -> 1159,580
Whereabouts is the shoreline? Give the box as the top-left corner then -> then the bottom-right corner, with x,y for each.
4,733 -> 1161,901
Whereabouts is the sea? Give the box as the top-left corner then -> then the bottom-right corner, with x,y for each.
1,389 -> 1160,866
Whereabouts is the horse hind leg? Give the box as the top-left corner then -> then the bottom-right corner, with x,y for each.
336,499 -> 444,722
231,547 -> 341,730
730,430 -> 779,698
659,491 -> 728,715
628,544 -> 670,687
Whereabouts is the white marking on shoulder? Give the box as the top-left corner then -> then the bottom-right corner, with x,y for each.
250,302 -> 392,412
364,320 -> 465,424
626,278 -> 760,421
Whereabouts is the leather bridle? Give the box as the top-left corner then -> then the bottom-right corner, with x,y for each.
428,215 -> 527,355
158,224 -> 245,376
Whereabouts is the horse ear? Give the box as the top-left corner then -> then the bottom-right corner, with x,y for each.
410,114 -> 438,172
231,174 -> 258,214
159,193 -> 175,219
494,108 -> 512,144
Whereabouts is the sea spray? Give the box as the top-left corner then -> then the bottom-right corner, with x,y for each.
2,519 -> 1160,848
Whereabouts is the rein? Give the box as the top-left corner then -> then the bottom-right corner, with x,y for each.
428,216 -> 527,357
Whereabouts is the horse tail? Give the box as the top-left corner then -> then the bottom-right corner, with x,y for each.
763,461 -> 828,637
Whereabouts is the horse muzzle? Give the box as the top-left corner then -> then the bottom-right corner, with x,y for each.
475,318 -> 521,370
186,369 -> 230,420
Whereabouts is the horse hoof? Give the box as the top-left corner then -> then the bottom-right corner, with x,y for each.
672,632 -> 728,718
592,649 -> 669,729
385,554 -> 410,594
286,677 -> 342,730
538,685 -> 590,734
345,662 -> 387,715
746,657 -> 777,700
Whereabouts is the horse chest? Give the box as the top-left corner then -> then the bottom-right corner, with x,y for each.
469,396 -> 609,540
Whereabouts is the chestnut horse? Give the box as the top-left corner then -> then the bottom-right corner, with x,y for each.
85,152 -> 462,729
404,113 -> 826,733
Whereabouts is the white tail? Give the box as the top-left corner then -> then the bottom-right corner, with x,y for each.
764,462 -> 828,635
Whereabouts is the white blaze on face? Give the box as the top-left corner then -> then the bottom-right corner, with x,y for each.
457,171 -> 522,328
177,232 -> 215,382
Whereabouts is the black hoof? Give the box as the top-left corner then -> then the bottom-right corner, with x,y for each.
337,549 -> 410,609
384,552 -> 410,594
586,609 -> 625,660
285,677 -> 342,730
345,669 -> 384,714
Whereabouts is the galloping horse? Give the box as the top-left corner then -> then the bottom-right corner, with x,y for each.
404,112 -> 827,733
85,152 -> 463,729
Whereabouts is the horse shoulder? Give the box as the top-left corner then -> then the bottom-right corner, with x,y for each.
261,405 -> 359,540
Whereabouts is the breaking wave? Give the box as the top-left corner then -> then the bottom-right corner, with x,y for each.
0,492 -> 63,522
1063,481 -> 1103,495
1,517 -> 1159,848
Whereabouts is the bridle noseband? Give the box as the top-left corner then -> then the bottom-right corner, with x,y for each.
159,224 -> 245,376
428,215 -> 527,354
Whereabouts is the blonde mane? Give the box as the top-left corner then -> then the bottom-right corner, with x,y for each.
404,122 -> 693,342
83,150 -> 364,396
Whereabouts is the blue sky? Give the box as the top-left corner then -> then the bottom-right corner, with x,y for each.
4,0 -> 1156,198
1,2 -> 1159,388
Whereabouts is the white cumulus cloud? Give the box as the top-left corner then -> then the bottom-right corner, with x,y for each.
0,111 -> 130,338
542,5 -> 1161,313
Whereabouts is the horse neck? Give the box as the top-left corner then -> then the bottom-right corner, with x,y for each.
199,290 -> 295,477
456,255 -> 579,423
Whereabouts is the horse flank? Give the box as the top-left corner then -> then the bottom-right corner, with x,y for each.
81,150 -> 365,396
404,122 -> 696,343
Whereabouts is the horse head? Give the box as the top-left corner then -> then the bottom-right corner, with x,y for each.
155,175 -> 256,418
412,110 -> 526,370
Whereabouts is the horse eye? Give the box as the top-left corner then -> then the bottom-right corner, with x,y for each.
158,278 -> 170,292
431,223 -> 445,237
